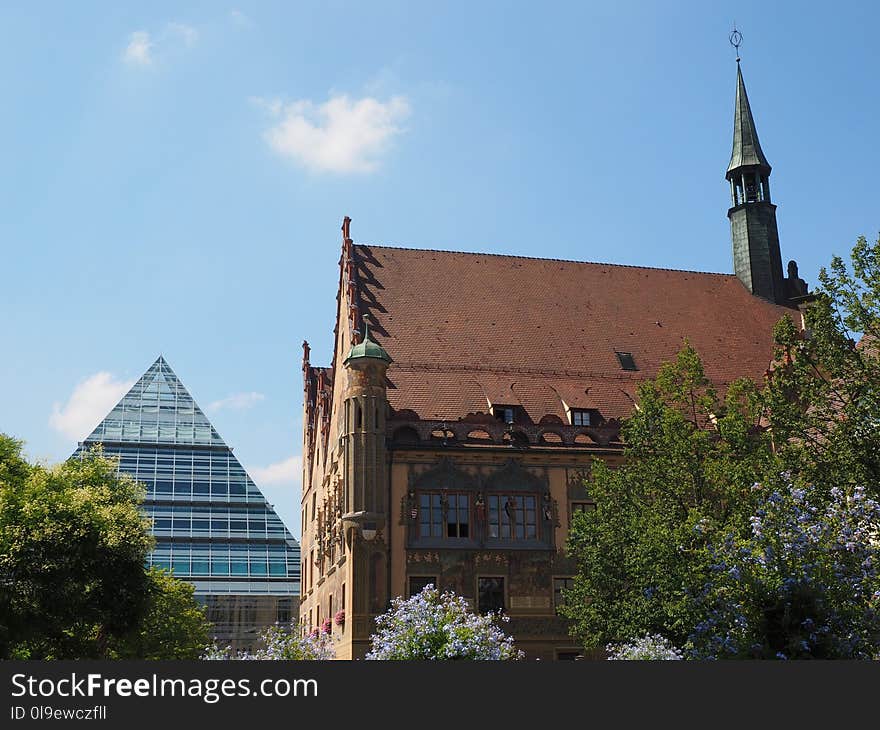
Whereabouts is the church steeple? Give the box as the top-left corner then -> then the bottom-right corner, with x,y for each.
727,63 -> 772,177
725,57 -> 786,304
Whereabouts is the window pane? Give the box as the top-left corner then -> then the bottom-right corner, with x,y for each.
191,560 -> 209,575
478,577 -> 505,613
230,561 -> 248,576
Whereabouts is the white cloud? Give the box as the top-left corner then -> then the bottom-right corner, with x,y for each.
262,94 -> 410,173
252,455 -> 302,538
251,455 -> 302,486
49,372 -> 135,442
123,31 -> 153,66
122,23 -> 198,68
249,95 -> 283,116
229,9 -> 254,28
167,22 -> 199,47
207,391 -> 265,412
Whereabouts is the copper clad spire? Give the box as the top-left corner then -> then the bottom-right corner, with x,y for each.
727,62 -> 771,178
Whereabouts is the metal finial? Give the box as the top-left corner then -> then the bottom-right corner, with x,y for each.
729,24 -> 743,63
361,312 -> 372,341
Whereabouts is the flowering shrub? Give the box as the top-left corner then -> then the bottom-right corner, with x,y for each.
334,609 -> 345,626
321,617 -> 332,635
203,622 -> 335,660
688,481 -> 880,659
365,585 -> 523,660
606,634 -> 684,660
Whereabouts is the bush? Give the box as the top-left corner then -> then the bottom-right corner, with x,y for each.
203,623 -> 334,660
365,585 -> 522,660
606,634 -> 684,660
689,481 -> 880,659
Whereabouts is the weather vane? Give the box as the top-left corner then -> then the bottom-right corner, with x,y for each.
729,24 -> 743,63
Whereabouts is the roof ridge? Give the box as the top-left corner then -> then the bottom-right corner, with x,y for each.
353,242 -> 735,278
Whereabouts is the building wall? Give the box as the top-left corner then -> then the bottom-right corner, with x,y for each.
388,446 -> 623,660
201,594 -> 300,651
301,421 -> 625,659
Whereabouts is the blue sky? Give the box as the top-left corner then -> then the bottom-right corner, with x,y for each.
2,1 -> 877,538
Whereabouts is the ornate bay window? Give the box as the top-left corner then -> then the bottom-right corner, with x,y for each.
418,491 -> 471,538
403,458 -> 558,550
487,494 -> 537,539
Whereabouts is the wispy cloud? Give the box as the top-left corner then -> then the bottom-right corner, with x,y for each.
251,455 -> 302,486
123,31 -> 154,66
49,372 -> 135,442
229,9 -> 254,28
167,22 -> 199,47
207,391 -> 265,413
259,94 -> 411,174
122,22 -> 199,68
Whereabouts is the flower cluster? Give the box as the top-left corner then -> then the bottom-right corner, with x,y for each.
689,481 -> 880,659
606,634 -> 684,660
365,585 -> 523,660
321,617 -> 332,635
202,622 -> 335,661
334,609 -> 345,626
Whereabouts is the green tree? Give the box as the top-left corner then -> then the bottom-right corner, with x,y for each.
562,345 -> 779,650
0,436 -> 209,659
111,569 -> 211,660
563,235 -> 880,656
766,234 -> 880,491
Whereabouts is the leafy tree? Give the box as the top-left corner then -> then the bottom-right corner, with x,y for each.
0,436 -> 210,659
112,568 -> 212,660
689,481 -> 880,659
767,234 -> 880,491
562,345 -> 779,650
365,585 -> 522,660
0,436 -> 153,658
564,235 -> 880,658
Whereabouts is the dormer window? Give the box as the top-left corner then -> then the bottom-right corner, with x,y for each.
570,409 -> 593,427
492,405 -> 515,424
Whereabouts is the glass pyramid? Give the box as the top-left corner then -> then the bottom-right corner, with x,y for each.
72,356 -> 300,600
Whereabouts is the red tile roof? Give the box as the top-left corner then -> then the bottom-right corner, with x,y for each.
352,244 -> 794,423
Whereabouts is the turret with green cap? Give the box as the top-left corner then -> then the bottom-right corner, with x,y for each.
344,314 -> 392,366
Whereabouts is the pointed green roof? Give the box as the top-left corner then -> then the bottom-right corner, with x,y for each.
727,62 -> 771,178
344,319 -> 392,365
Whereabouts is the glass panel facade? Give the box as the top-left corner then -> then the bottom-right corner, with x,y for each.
72,356 -> 301,601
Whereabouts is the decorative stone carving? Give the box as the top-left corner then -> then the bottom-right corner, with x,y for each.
400,489 -> 418,526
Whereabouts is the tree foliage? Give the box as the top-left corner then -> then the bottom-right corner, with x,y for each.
564,234 -> 880,659
113,568 -> 212,660
0,436 -> 209,659
767,234 -> 880,490
690,481 -> 880,659
562,345 -> 776,649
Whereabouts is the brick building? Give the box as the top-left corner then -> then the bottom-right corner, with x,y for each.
298,59 -> 811,659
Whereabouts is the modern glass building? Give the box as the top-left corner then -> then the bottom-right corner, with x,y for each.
73,356 -> 300,647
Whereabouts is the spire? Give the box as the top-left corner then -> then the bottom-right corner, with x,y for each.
723,32 -> 787,305
727,62 -> 771,177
